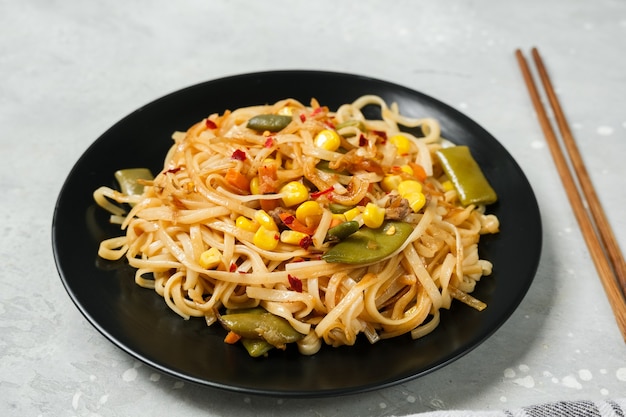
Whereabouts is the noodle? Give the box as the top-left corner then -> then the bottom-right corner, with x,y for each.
94,95 -> 499,356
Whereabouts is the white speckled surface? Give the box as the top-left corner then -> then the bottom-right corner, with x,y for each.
2,0 -> 626,415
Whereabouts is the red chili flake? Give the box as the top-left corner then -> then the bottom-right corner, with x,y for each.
373,130 -> 388,144
205,119 -> 217,129
229,263 -> 237,272
298,235 -> 313,250
288,274 -> 303,293
164,167 -> 182,174
282,215 -> 295,225
264,137 -> 275,148
231,149 -> 247,161
310,186 -> 334,199
359,134 -> 368,147
299,113 -> 306,122
310,107 -> 323,117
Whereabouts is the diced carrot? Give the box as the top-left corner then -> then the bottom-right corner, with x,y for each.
225,168 -> 250,193
409,163 -> 428,182
278,212 -> 316,235
258,164 -> 279,194
260,199 -> 280,211
224,331 -> 242,344
329,217 -> 343,228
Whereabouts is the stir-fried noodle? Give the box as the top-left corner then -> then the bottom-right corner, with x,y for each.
94,95 -> 499,355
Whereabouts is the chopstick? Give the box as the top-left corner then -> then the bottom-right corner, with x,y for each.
515,47 -> 626,342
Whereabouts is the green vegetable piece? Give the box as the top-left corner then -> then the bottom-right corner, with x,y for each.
225,306 -> 265,315
328,203 -> 355,214
322,221 -> 413,264
246,114 -> 292,132
114,168 -> 153,196
325,220 -> 359,242
335,119 -> 366,132
241,338 -> 274,358
316,160 -> 349,175
219,311 -> 304,348
435,146 -> 497,206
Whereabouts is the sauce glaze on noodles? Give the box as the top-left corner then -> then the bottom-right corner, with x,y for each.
93,95 -> 499,355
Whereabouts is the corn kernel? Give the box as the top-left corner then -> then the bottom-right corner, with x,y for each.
397,180 -> 422,196
404,192 -> 426,212
280,230 -> 309,245
280,181 -> 309,207
442,180 -> 455,192
250,176 -> 261,195
332,213 -> 346,222
253,226 -> 279,250
199,247 -> 222,269
295,201 -> 323,225
400,165 -> 413,175
390,134 -> 411,155
314,129 -> 341,151
362,203 -> 385,228
236,216 -> 259,233
381,175 -> 403,192
254,210 -> 278,231
261,158 -> 277,168
343,206 -> 362,221
278,106 -> 295,116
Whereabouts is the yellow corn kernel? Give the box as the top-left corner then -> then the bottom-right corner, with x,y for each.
199,247 -> 222,269
332,213 -> 346,223
362,203 -> 385,228
390,134 -> 411,155
295,201 -> 323,225
278,106 -> 295,116
254,209 -> 278,231
250,176 -> 261,195
404,192 -> 426,212
381,174 -> 403,192
400,165 -> 413,175
253,226 -> 279,251
397,180 -> 423,197
280,181 -> 309,207
280,230 -> 309,246
343,206 -> 362,221
236,216 -> 259,233
261,158 -> 277,168
442,180 -> 455,192
313,129 -> 341,151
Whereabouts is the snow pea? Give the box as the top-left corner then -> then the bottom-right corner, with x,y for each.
435,146 -> 497,206
246,114 -> 292,132
219,308 -> 304,349
322,221 -> 413,264
114,168 -> 153,196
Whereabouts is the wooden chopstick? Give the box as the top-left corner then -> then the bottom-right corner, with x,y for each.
529,48 -> 626,293
515,47 -> 626,341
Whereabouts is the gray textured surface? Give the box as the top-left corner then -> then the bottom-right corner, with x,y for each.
2,0 -> 626,415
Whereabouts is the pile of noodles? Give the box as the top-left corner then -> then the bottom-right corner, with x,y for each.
94,95 -> 499,355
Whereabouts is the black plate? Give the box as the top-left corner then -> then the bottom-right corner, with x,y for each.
52,71 -> 541,397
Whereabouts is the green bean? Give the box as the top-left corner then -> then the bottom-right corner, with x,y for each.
246,114 -> 292,132
328,203 -> 355,214
322,221 -> 413,264
325,220 -> 359,242
435,146 -> 497,206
